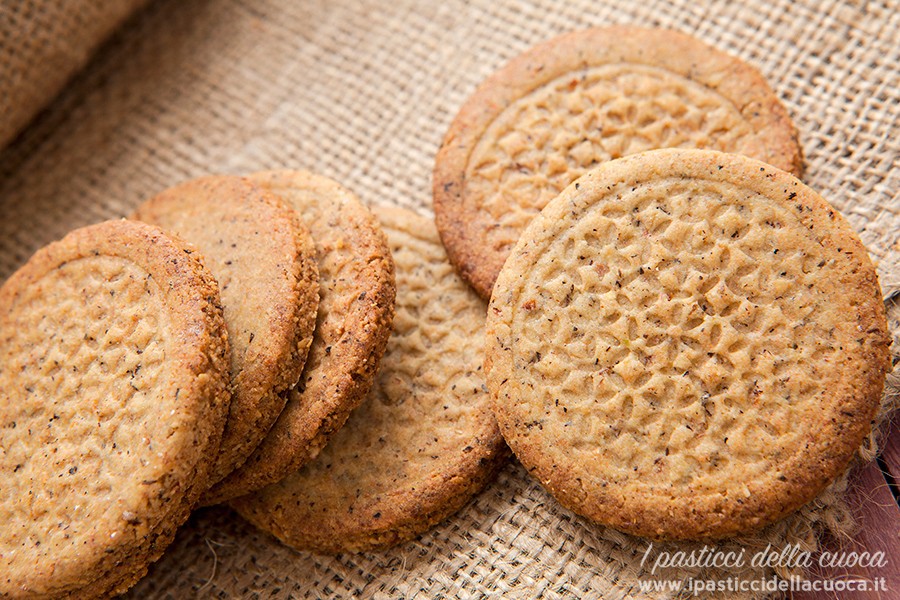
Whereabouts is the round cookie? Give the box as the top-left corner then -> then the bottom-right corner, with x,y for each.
485,149 -> 891,540
204,170 -> 396,503
434,26 -> 804,299
133,175 -> 319,486
232,207 -> 508,553
0,220 -> 230,598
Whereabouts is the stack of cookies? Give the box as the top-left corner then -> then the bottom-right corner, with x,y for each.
0,167 -> 510,596
0,172 -> 383,596
434,26 -> 890,541
0,25 -> 891,598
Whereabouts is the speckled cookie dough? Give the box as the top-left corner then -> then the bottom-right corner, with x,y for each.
0,220 -> 230,598
205,170 -> 396,504
434,26 -> 803,298
134,176 -> 320,488
232,206 -> 508,553
485,149 -> 890,540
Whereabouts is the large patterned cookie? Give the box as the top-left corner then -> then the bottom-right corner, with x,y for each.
205,171 -> 396,503
485,149 -> 890,540
434,26 -> 803,298
133,176 -> 319,486
0,220 -> 230,598
232,207 -> 507,553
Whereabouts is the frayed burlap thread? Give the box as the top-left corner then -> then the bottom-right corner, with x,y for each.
0,0 -> 897,598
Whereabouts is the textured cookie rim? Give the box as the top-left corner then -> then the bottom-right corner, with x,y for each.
0,219 -> 231,598
232,206 -> 509,554
133,175 -> 320,486
485,149 -> 889,540
234,434 -> 508,554
433,26 -> 804,299
204,170 -> 396,503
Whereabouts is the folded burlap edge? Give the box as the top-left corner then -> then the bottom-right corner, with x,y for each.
0,0 -> 150,149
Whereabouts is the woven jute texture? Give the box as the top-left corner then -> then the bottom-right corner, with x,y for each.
0,0 -> 898,598
0,0 -> 149,149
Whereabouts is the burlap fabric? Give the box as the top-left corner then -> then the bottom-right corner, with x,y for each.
0,0 -> 897,597
0,0 -> 149,149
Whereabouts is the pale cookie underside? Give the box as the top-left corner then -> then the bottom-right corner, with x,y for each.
134,175 -> 319,486
0,220 -> 229,597
434,26 -> 803,298
205,170 -> 395,503
486,149 -> 889,540
232,207 -> 507,553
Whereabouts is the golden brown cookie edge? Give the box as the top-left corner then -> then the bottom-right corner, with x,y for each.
204,170 -> 397,503
433,26 -> 804,300
132,175 -> 320,486
231,206 -> 509,553
485,149 -> 889,540
0,219 -> 231,597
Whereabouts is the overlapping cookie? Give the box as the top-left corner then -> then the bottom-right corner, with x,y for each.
434,26 -> 803,298
133,176 -> 320,488
233,207 -> 507,553
485,149 -> 890,539
206,170 -> 396,503
0,220 -> 230,598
